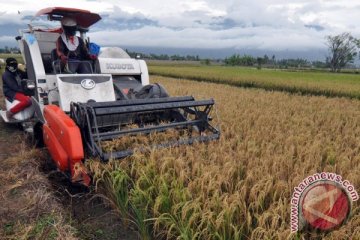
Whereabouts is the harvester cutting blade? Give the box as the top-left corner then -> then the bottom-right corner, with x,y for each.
70,96 -> 220,161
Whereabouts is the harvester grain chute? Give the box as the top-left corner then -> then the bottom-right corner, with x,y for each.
0,7 -> 220,186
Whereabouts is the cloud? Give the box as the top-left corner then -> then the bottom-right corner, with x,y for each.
0,0 -> 112,14
94,6 -> 158,31
0,36 -> 16,44
88,24 -> 327,51
305,24 -> 325,32
0,0 -> 360,55
209,17 -> 237,30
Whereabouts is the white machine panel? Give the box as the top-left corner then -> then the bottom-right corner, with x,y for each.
98,58 -> 142,75
138,60 -> 149,85
56,74 -> 116,112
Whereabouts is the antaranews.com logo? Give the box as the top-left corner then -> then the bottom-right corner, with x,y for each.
291,172 -> 359,232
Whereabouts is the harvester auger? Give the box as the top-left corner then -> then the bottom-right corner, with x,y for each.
0,7 -> 220,186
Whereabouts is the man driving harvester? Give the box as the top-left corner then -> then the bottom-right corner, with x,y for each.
56,17 -> 97,73
2,58 -> 31,119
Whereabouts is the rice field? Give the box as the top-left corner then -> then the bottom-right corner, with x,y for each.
88,76 -> 360,239
149,64 -> 360,99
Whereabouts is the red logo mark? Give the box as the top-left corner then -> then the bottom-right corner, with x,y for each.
300,182 -> 351,231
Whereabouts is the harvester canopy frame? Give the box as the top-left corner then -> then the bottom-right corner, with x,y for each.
34,7 -> 101,28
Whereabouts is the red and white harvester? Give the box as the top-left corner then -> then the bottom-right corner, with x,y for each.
0,7 -> 219,186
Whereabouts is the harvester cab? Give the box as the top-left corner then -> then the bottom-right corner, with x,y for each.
1,7 -> 220,186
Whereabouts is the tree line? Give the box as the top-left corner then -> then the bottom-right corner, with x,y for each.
126,49 -> 326,69
224,55 -> 336,70
0,46 -> 20,54
224,54 -> 317,69
126,50 -> 202,61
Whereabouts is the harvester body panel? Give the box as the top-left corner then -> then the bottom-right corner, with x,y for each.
56,74 -> 116,112
43,105 -> 90,185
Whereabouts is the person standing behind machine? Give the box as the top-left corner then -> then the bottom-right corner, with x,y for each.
2,58 -> 31,119
56,17 -> 97,74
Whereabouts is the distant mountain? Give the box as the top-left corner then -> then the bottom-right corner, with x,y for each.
120,46 -> 328,61
0,21 -> 328,62
0,37 -> 328,61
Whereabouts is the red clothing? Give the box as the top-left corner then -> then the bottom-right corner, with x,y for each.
9,92 -> 32,114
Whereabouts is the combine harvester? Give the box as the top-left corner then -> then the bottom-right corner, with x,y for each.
0,7 -> 220,186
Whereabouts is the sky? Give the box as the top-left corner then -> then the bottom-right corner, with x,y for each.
0,0 -> 359,60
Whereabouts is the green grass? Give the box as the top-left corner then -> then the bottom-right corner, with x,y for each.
28,214 -> 59,240
0,53 -> 23,64
148,63 -> 360,99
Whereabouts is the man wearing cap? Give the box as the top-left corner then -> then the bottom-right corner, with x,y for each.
2,58 -> 31,119
56,17 -> 97,74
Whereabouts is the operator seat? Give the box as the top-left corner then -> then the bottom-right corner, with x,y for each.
51,49 -> 62,74
50,48 -> 95,74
